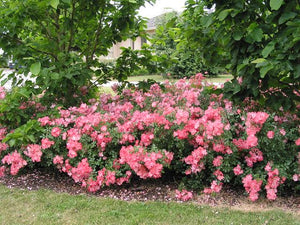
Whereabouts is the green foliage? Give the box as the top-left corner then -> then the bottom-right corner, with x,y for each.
0,86 -> 43,129
183,0 -> 300,110
3,120 -> 42,147
0,56 -> 8,68
114,46 -> 160,81
167,49 -> 217,79
0,0 -> 155,106
149,12 -> 184,78
151,9 -> 226,79
176,2 -> 230,78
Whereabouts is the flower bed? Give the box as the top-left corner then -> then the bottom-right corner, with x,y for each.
0,74 -> 299,201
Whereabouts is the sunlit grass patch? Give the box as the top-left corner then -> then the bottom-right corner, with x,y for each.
0,185 -> 298,225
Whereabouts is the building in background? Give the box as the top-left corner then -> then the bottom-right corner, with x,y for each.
105,17 -> 157,59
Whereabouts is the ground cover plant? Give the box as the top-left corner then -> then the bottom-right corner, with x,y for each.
0,74 -> 299,202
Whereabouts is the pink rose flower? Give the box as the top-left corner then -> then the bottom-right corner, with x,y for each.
51,127 -> 61,137
267,131 -> 274,139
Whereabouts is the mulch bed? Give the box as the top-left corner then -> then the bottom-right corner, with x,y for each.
0,169 -> 299,214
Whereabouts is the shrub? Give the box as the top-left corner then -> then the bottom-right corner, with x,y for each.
0,86 -> 48,130
0,74 -> 299,201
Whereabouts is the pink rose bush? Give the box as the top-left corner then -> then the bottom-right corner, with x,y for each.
0,74 -> 299,202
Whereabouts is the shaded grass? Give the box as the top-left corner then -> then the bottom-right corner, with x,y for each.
0,185 -> 298,225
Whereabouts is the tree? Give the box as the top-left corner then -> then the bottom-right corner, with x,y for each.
182,0 -> 300,110
149,12 -> 179,76
178,1 -> 230,77
0,0 -> 154,106
151,7 -> 228,79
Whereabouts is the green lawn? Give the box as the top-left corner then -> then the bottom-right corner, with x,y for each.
125,75 -> 170,83
102,74 -> 233,94
99,86 -> 116,95
112,74 -> 233,84
0,185 -> 298,225
203,74 -> 233,83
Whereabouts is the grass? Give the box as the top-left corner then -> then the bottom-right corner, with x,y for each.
0,185 -> 299,225
99,86 -> 115,95
125,75 -> 170,83
112,74 -> 233,84
203,74 -> 233,83
102,74 -> 233,94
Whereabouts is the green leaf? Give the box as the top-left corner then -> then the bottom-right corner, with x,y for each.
230,9 -> 240,17
233,30 -> 243,41
251,58 -> 266,64
1,77 -> 9,86
200,14 -> 213,28
30,62 -> 41,75
61,0 -> 71,4
51,72 -> 60,80
260,64 -> 273,78
8,139 -> 16,147
28,135 -> 35,143
17,89 -> 30,98
295,65 -> 300,78
237,64 -> 246,73
128,0 -> 136,3
50,0 -> 60,9
262,42 -> 275,58
270,0 -> 284,11
279,12 -> 297,24
250,28 -> 263,42
64,73 -> 73,79
218,9 -> 231,21
233,84 -> 241,94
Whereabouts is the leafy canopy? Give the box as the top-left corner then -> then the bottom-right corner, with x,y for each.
0,0 -> 154,106
182,0 -> 300,110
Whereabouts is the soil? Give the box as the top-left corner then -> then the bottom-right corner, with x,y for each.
0,169 -> 299,215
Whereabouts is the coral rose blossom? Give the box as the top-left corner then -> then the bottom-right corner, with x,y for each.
0,166 -> 6,177
53,155 -> 64,165
295,138 -> 300,146
41,138 -> 55,149
24,144 -> 42,162
175,189 -> 193,201
2,151 -> 27,175
233,164 -> 243,175
51,127 -> 61,137
267,131 -> 274,139
213,156 -> 223,167
279,129 -> 286,136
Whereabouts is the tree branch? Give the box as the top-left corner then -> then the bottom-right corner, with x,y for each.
278,80 -> 300,96
90,7 -> 106,61
68,0 -> 77,52
54,9 -> 62,52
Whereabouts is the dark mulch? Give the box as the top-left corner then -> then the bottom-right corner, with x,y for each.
0,169 -> 299,214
